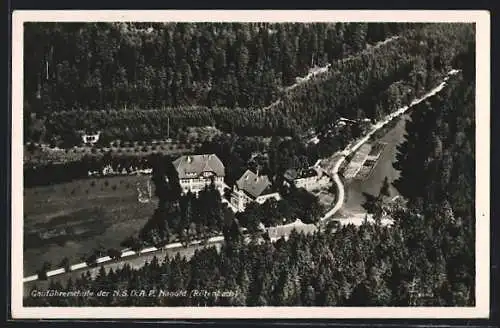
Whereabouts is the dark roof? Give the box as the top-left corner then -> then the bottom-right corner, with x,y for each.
173,154 -> 225,179
236,170 -> 273,199
284,169 -> 299,181
284,167 -> 321,181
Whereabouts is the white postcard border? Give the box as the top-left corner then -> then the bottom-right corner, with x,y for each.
11,10 -> 490,319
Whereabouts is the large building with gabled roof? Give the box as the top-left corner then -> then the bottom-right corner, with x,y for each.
283,165 -> 331,191
172,154 -> 225,194
230,169 -> 281,212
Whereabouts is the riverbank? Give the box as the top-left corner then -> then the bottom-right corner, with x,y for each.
342,115 -> 408,215
23,69 -> 460,288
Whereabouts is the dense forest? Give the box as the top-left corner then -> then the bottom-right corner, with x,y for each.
24,23 -> 474,146
24,21 -> 476,306
24,22 -> 409,113
25,42 -> 476,306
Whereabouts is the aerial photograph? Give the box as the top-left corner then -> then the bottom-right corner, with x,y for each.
21,20 -> 476,308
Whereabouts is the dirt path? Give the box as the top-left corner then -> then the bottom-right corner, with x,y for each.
262,35 -> 401,112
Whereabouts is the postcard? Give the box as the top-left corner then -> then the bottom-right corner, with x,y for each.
11,10 -> 490,319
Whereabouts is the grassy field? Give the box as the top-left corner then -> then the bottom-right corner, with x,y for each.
342,116 -> 408,215
23,175 -> 158,276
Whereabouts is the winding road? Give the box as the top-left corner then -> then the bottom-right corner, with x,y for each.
23,69 -> 460,290
262,35 -> 400,111
319,68 -> 460,222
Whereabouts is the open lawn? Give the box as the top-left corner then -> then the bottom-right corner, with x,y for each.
23,175 -> 158,276
342,116 -> 408,215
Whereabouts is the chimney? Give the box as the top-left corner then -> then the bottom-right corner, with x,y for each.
187,156 -> 192,163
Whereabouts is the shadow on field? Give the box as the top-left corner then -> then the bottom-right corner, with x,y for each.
24,207 -> 110,249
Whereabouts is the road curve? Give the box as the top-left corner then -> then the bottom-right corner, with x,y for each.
23,70 -> 459,285
320,69 -> 460,222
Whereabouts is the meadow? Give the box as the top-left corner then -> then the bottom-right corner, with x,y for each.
23,174 -> 158,276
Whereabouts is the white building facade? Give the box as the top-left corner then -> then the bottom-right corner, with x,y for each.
231,170 -> 281,212
173,154 -> 225,195
284,166 -> 331,191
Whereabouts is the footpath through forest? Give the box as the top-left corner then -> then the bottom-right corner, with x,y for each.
23,69 -> 460,289
262,35 -> 400,111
